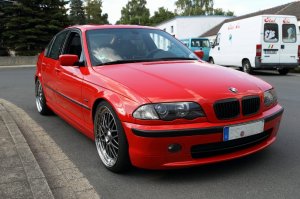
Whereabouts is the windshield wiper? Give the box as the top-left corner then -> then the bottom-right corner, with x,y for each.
151,57 -> 198,61
95,57 -> 198,66
96,59 -> 153,66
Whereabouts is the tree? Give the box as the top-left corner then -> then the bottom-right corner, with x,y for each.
117,0 -> 150,25
175,0 -> 214,16
150,7 -> 176,25
213,8 -> 234,16
70,0 -> 85,25
85,0 -> 108,24
2,0 -> 69,56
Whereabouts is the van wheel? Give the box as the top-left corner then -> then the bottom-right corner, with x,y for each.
278,69 -> 289,75
242,60 -> 253,74
209,57 -> 214,64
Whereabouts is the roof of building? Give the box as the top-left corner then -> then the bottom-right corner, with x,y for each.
201,1 -> 300,37
155,15 -> 233,27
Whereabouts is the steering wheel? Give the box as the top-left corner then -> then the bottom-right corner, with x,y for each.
146,49 -> 164,58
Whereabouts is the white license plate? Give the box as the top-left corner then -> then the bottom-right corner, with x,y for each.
223,120 -> 264,141
264,50 -> 277,54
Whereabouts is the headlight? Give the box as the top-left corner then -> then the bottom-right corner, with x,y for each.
264,89 -> 277,107
133,102 -> 205,121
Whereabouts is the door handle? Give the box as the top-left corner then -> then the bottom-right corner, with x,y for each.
41,62 -> 46,66
55,67 -> 61,72
281,45 -> 284,49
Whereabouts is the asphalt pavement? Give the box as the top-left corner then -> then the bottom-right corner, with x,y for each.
0,67 -> 299,199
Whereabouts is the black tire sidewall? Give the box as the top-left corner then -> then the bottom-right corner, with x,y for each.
242,60 -> 252,74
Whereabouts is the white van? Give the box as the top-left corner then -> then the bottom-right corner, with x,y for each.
209,15 -> 300,75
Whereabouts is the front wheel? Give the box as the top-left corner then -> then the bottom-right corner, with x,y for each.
278,68 -> 289,75
35,79 -> 51,115
94,101 -> 130,172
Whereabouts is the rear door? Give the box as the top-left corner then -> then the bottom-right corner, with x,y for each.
261,17 -> 280,64
280,17 -> 298,64
41,30 -> 69,103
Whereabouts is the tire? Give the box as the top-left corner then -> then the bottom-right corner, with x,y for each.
278,68 -> 289,75
209,57 -> 214,64
94,101 -> 130,172
242,60 -> 253,74
35,79 -> 51,115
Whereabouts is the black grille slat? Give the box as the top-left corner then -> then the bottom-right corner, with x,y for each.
191,129 -> 272,158
214,99 -> 240,120
242,96 -> 260,116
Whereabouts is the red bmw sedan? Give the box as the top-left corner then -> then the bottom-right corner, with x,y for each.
35,25 -> 283,172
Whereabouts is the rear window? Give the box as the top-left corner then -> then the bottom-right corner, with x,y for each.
191,39 -> 210,47
264,23 -> 278,43
282,24 -> 297,43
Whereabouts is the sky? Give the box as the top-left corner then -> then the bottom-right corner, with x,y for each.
102,0 -> 295,24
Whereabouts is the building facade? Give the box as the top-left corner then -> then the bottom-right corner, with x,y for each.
155,16 -> 232,40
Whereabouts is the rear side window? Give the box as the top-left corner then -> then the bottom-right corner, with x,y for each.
48,31 -> 68,60
191,39 -> 210,48
264,23 -> 278,43
282,24 -> 296,43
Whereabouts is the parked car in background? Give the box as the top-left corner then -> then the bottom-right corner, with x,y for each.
35,25 -> 283,172
181,38 -> 211,61
209,15 -> 300,75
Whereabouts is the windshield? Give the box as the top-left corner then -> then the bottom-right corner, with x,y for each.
86,28 -> 198,66
191,39 -> 210,48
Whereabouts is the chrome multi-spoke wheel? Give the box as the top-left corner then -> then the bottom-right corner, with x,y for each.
35,80 -> 50,115
95,106 -> 119,167
94,102 -> 130,172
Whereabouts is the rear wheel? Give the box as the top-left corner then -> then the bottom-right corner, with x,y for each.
278,68 -> 289,75
35,79 -> 51,115
242,60 -> 253,74
209,57 -> 214,64
94,101 -> 130,172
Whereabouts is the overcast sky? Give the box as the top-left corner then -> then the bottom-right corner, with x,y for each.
102,0 -> 295,24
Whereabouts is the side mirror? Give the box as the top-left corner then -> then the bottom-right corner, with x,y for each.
194,50 -> 204,59
59,54 -> 79,66
211,44 -> 215,48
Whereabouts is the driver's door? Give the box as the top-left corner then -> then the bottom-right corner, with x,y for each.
55,30 -> 85,123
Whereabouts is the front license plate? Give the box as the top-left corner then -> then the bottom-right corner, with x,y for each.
223,120 -> 264,141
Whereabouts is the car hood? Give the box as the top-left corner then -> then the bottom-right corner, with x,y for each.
93,61 -> 271,103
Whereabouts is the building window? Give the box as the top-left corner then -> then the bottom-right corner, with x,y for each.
171,26 -> 174,33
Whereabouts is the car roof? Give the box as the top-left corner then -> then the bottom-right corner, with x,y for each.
66,25 -> 159,32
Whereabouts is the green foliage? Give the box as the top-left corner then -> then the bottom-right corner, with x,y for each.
118,0 -> 150,25
2,0 -> 69,56
175,0 -> 214,16
150,7 -> 176,25
85,0 -> 108,24
214,8 -> 234,16
70,0 -> 86,25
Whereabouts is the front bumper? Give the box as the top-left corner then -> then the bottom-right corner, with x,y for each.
122,104 -> 284,169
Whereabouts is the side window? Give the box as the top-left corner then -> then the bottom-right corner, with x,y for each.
44,38 -> 54,57
48,31 -> 68,60
214,33 -> 221,46
264,23 -> 278,43
282,24 -> 296,43
63,32 -> 83,59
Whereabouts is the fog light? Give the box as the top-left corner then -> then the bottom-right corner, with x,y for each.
168,144 -> 182,153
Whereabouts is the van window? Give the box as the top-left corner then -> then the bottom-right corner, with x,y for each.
264,23 -> 278,43
214,33 -> 221,46
282,24 -> 296,43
